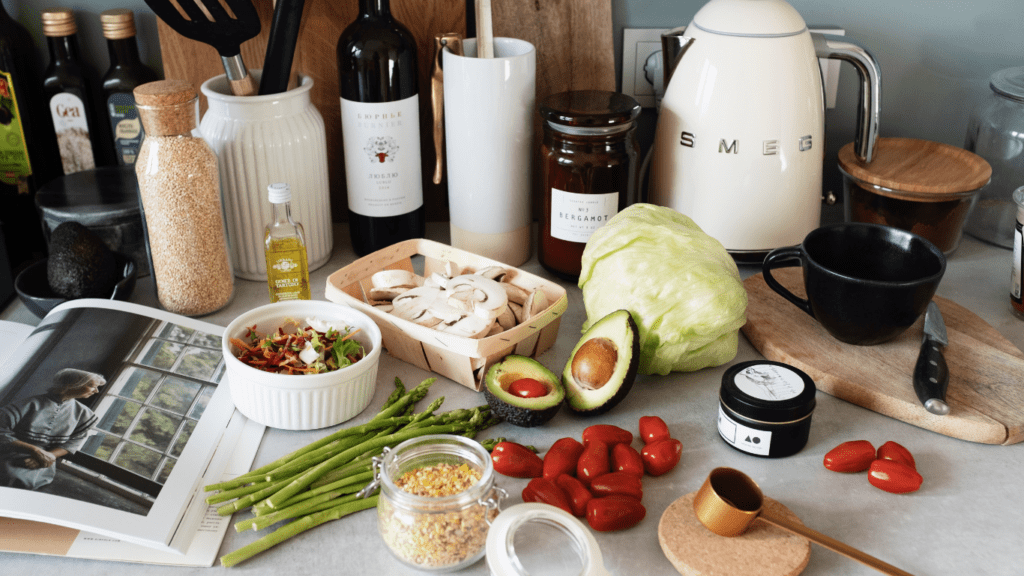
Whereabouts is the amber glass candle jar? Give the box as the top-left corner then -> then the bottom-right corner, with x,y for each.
539,91 -> 640,280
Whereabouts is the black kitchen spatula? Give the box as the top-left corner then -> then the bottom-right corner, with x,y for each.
145,0 -> 262,96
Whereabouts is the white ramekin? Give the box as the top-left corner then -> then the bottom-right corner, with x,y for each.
222,300 -> 382,430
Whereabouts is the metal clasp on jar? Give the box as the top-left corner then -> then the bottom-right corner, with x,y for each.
481,486 -> 508,526
356,446 -> 391,498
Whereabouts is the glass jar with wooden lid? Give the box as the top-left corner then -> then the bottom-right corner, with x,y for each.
838,137 -> 992,254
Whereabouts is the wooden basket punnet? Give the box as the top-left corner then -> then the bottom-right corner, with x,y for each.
325,239 -> 568,391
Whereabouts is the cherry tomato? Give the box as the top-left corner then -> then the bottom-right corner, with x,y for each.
582,424 -> 633,446
554,473 -> 593,517
610,443 -> 644,477
576,439 -> 610,485
638,416 -> 671,444
823,440 -> 876,473
521,478 -> 574,515
491,441 -> 543,478
509,378 -> 548,398
868,459 -> 923,494
876,441 -> 916,470
586,495 -> 646,532
589,471 -> 643,500
641,438 -> 682,476
543,437 -> 585,481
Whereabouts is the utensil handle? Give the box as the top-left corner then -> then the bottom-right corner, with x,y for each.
475,0 -> 494,58
430,34 -> 463,185
757,509 -> 916,576
260,0 -> 306,95
221,55 -> 258,96
913,339 -> 950,415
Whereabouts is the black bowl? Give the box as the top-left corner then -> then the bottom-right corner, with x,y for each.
14,253 -> 138,318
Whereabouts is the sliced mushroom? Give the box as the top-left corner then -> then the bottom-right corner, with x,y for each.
371,302 -> 394,313
423,272 -> 450,289
474,265 -> 508,281
445,275 -> 508,321
371,269 -> 424,289
368,285 -> 415,301
498,281 -> 530,305
496,304 -> 517,330
509,301 -> 525,324
441,314 -> 494,339
443,261 -> 462,278
522,289 -> 549,321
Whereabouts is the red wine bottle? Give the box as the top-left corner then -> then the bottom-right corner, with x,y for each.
1,3 -> 59,271
337,0 -> 424,256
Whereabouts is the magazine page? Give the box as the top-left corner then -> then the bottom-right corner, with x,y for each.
0,411 -> 264,566
0,298 -> 247,552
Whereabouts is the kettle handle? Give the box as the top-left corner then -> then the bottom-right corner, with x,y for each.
812,33 -> 881,163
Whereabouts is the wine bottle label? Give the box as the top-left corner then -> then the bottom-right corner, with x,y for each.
0,70 -> 33,190
340,95 -> 423,217
107,92 -> 144,166
49,92 -> 96,175
549,188 -> 620,243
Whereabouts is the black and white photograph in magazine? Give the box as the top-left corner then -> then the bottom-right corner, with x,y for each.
0,299 -> 238,549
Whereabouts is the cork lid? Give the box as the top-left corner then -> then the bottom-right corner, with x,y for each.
838,137 -> 992,201
41,7 -> 77,37
100,8 -> 137,40
134,80 -> 197,107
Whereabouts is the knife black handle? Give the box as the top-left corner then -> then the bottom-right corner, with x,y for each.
913,339 -> 949,415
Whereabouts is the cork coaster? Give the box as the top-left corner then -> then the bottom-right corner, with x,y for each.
658,492 -> 811,576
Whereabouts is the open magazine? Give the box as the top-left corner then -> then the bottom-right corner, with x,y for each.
0,299 -> 266,566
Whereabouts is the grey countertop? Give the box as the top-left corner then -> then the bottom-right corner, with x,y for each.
2,222 -> 1022,575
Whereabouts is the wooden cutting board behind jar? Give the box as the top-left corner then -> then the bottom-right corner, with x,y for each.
743,268 -> 1024,445
156,0 -> 615,224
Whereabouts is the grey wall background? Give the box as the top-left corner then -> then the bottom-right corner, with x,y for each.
5,0 -> 1022,202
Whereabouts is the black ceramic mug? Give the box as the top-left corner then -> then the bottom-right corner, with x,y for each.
762,223 -> 946,346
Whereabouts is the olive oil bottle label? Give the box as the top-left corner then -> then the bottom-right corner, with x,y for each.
266,239 -> 311,302
49,92 -> 96,175
339,94 -> 423,217
0,70 -> 33,190
550,188 -> 619,244
107,92 -> 144,166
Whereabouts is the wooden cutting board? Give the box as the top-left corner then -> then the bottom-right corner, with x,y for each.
156,0 -> 615,224
742,268 -> 1024,445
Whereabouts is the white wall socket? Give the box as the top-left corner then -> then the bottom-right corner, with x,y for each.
621,27 -> 845,109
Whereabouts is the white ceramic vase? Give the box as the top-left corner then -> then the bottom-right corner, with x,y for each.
200,72 -> 332,281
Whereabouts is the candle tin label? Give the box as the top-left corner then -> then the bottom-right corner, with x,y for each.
717,404 -> 772,456
733,364 -> 806,402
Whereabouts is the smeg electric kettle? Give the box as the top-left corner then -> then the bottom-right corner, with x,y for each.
650,0 -> 881,262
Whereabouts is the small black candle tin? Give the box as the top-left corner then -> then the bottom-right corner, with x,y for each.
717,360 -> 817,458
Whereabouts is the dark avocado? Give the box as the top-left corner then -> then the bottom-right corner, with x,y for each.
562,309 -> 640,415
483,355 -> 564,427
47,221 -> 118,299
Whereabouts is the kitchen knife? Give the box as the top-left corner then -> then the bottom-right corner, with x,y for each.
913,301 -> 950,415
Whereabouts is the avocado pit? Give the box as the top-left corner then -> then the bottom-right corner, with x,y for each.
571,338 -> 618,390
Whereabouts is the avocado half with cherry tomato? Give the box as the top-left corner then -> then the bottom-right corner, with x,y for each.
483,355 -> 564,427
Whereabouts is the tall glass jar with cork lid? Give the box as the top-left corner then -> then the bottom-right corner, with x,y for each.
134,80 -> 234,316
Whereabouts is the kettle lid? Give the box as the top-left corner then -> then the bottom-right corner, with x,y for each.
692,0 -> 807,37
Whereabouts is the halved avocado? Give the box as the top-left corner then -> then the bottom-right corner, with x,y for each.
483,355 -> 564,427
562,310 -> 640,415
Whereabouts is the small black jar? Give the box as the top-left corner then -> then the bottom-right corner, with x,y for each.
717,360 -> 816,458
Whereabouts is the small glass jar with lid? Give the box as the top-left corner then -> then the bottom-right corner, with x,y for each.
134,80 -> 234,316
964,67 -> 1024,248
374,434 -> 505,572
539,91 -> 641,281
